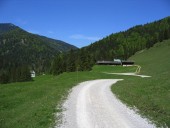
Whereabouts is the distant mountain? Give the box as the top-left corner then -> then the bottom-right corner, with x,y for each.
38,35 -> 77,52
0,23 -> 77,51
0,23 -> 77,79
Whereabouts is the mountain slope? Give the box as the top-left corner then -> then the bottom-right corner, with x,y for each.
82,16 -> 170,61
0,23 -> 77,52
0,23 -> 77,83
112,39 -> 170,127
50,16 -> 170,76
38,35 -> 77,52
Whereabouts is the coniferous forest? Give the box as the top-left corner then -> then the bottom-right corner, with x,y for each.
50,16 -> 170,75
0,24 -> 77,83
0,16 -> 170,83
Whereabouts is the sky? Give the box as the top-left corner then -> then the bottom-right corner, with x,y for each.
0,0 -> 170,48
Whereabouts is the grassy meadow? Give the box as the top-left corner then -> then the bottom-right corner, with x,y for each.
0,67 -> 133,128
112,39 -> 170,127
0,39 -> 170,128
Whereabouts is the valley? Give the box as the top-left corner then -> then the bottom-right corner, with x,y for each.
0,14 -> 170,128
0,39 -> 170,128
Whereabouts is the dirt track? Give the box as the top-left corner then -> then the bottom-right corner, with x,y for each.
56,79 -> 155,128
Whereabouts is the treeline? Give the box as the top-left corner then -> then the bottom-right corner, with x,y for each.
0,65 -> 32,84
50,49 -> 94,75
51,16 -> 170,75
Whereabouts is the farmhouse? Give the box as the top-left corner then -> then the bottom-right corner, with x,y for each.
30,70 -> 35,77
96,60 -> 121,65
122,60 -> 135,65
96,59 -> 134,66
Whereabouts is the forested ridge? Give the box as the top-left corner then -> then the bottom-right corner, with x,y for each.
51,16 -> 170,75
84,16 -> 170,60
0,23 -> 77,83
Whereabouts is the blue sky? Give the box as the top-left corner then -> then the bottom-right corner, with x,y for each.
0,0 -> 170,48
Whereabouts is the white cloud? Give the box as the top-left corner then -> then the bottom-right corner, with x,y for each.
47,31 -> 54,34
70,34 -> 100,41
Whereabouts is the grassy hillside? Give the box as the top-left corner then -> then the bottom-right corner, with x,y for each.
112,39 -> 170,127
92,65 -> 137,73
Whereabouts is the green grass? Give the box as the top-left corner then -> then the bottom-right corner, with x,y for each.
92,65 -> 137,73
111,39 -> 170,127
0,69 -> 131,128
1,40 -> 170,128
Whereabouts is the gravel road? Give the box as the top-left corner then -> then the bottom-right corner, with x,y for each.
56,79 -> 155,128
103,72 -> 151,78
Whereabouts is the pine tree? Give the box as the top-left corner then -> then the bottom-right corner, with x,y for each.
51,55 -> 63,75
66,50 -> 76,72
0,70 -> 10,84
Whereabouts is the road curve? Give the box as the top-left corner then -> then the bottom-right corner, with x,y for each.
56,79 -> 155,128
